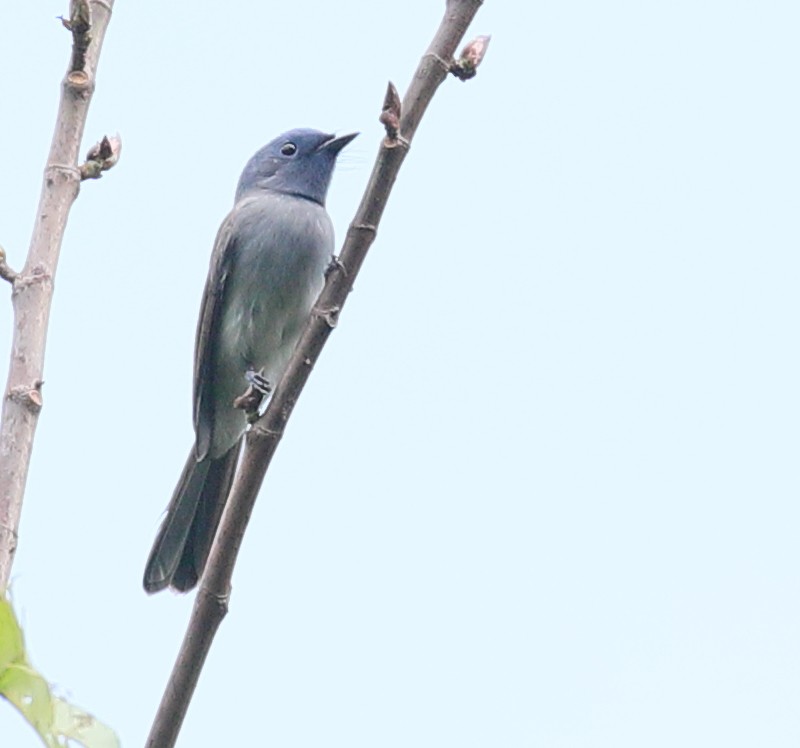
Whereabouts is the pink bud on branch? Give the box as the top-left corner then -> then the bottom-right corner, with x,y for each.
379,81 -> 402,141
450,34 -> 491,81
80,133 -> 122,180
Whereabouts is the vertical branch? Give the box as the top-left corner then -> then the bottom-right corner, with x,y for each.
145,1 -> 487,746
0,0 -> 116,590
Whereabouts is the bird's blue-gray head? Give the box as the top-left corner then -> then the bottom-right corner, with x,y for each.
236,128 -> 357,205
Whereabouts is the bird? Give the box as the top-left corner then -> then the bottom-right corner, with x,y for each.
144,128 -> 357,593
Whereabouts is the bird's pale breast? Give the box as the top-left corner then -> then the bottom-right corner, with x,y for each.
209,192 -> 333,456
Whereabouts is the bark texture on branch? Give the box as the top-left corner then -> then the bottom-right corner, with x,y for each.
146,1 -> 487,746
0,0 -> 116,590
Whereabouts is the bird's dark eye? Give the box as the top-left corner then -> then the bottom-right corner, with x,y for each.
280,142 -> 297,156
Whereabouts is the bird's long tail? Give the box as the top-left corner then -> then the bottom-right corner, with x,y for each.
143,440 -> 240,593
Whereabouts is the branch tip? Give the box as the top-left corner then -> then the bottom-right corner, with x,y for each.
379,81 -> 402,141
450,34 -> 491,81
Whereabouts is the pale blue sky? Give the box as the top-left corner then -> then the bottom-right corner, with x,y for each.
1,1 -> 799,746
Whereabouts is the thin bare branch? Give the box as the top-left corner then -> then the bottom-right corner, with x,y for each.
0,0 -> 116,590
145,1 -> 488,746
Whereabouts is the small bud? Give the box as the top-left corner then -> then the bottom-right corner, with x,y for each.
86,133 -> 122,166
461,35 -> 491,68
379,81 -> 402,141
28,388 -> 43,411
450,34 -> 491,81
81,133 -> 122,180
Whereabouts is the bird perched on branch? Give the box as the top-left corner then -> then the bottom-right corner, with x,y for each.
144,128 -> 357,593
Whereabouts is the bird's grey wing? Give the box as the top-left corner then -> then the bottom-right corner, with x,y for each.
193,213 -> 237,460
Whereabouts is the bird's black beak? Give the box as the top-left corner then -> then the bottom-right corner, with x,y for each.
319,132 -> 359,154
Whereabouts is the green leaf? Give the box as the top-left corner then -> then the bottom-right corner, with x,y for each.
0,595 -> 119,748
0,593 -> 25,668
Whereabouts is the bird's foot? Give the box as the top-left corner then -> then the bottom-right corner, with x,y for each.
233,369 -> 272,423
246,368 -> 272,395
